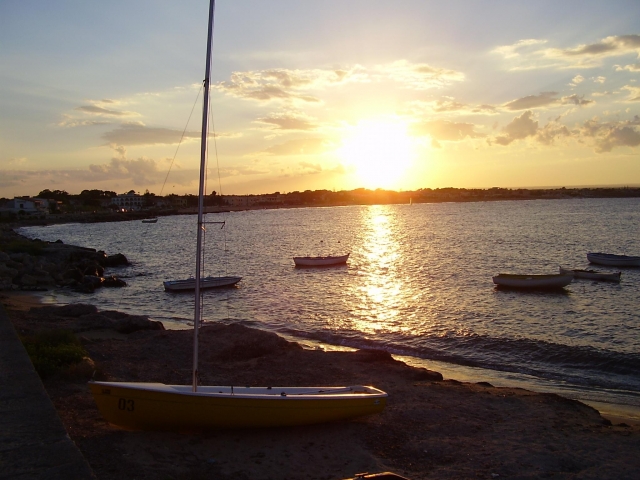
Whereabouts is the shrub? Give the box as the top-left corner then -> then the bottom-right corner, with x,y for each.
21,330 -> 88,379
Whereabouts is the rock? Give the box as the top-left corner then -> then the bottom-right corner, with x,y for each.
83,264 -> 103,277
353,349 -> 396,363
102,253 -> 129,267
82,275 -> 103,289
62,268 -> 84,283
102,275 -> 126,287
114,316 -> 165,333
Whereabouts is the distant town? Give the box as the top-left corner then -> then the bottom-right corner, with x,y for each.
1,186 -> 640,222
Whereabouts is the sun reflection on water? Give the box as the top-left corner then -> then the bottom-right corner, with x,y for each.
349,205 -> 408,334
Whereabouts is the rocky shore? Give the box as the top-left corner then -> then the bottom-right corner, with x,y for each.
0,297 -> 638,479
0,224 -> 129,293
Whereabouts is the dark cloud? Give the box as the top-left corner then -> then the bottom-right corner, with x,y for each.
535,123 -> 572,145
560,35 -> 640,57
560,94 -> 594,106
492,111 -> 538,145
580,116 -> 640,153
504,92 -> 558,111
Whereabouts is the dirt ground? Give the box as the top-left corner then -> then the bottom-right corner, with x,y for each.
4,292 -> 640,480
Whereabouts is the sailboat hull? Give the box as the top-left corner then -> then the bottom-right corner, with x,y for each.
89,381 -> 387,430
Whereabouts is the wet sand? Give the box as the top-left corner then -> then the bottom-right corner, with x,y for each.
3,291 -> 640,479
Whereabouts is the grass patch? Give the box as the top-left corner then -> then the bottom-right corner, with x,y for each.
20,329 -> 88,379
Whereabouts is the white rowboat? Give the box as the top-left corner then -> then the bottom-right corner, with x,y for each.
293,253 -> 350,267
492,273 -> 573,289
586,252 -> 640,267
559,267 -> 621,282
163,276 -> 242,292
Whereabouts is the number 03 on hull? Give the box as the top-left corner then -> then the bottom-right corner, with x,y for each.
89,382 -> 387,430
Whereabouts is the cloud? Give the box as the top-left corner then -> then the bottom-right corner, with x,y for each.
495,35 -> 640,69
256,112 -> 318,131
404,98 -> 497,117
554,35 -> 640,58
58,118 -> 112,128
504,92 -> 558,110
580,116 -> 640,152
410,120 -> 484,145
75,105 -> 135,116
492,111 -> 539,145
377,60 -> 465,90
492,39 -> 548,59
262,137 -> 331,156
297,161 -> 323,174
500,91 -> 592,112
0,158 -> 197,193
560,94 -> 594,106
214,68 -> 351,103
101,124 -> 200,146
535,122 -> 572,146
615,63 -> 640,72
622,85 -> 640,102
215,61 -> 464,104
572,75 -> 585,84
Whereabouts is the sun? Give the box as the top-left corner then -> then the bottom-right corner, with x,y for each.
338,118 -> 416,189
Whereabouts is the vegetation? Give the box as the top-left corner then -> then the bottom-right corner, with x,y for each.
20,330 -> 88,379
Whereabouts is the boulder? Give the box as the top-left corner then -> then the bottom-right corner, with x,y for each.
114,315 -> 165,333
103,275 -> 126,287
103,253 -> 129,267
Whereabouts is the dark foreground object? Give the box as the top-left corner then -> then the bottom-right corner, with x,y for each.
0,304 -> 95,479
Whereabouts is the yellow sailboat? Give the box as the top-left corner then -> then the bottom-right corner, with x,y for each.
89,0 -> 387,431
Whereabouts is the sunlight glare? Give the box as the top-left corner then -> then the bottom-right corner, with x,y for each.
338,119 -> 416,189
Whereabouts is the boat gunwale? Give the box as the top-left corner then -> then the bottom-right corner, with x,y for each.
89,381 -> 388,400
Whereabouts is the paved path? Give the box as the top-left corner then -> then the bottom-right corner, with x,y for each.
0,304 -> 95,479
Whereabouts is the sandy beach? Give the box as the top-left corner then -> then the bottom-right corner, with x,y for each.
3,290 -> 640,480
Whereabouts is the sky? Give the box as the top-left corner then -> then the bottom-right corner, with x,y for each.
1,0 -> 640,198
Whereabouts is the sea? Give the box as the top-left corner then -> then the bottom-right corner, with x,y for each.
17,197 -> 640,420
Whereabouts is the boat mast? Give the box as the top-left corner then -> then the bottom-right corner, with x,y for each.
193,0 -> 216,392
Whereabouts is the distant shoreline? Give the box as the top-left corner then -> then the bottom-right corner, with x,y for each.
7,186 -> 640,230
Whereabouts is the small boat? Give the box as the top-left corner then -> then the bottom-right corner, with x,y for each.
559,266 -> 621,282
587,252 -> 640,267
492,273 -> 573,289
293,253 -> 350,267
141,217 -> 158,223
90,0 -> 386,431
89,383 -> 387,430
163,275 -> 242,292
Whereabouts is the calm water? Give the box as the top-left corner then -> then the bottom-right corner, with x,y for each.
19,198 -> 640,417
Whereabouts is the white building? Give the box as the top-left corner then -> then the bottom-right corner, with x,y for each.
0,197 -> 50,216
110,192 -> 144,211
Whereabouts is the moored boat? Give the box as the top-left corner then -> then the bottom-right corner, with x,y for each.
559,266 -> 621,282
163,275 -> 242,292
587,252 -> 640,267
293,253 -> 350,267
492,273 -> 573,289
141,217 -> 158,223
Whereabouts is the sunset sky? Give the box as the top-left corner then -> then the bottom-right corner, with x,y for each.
1,0 -> 640,198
